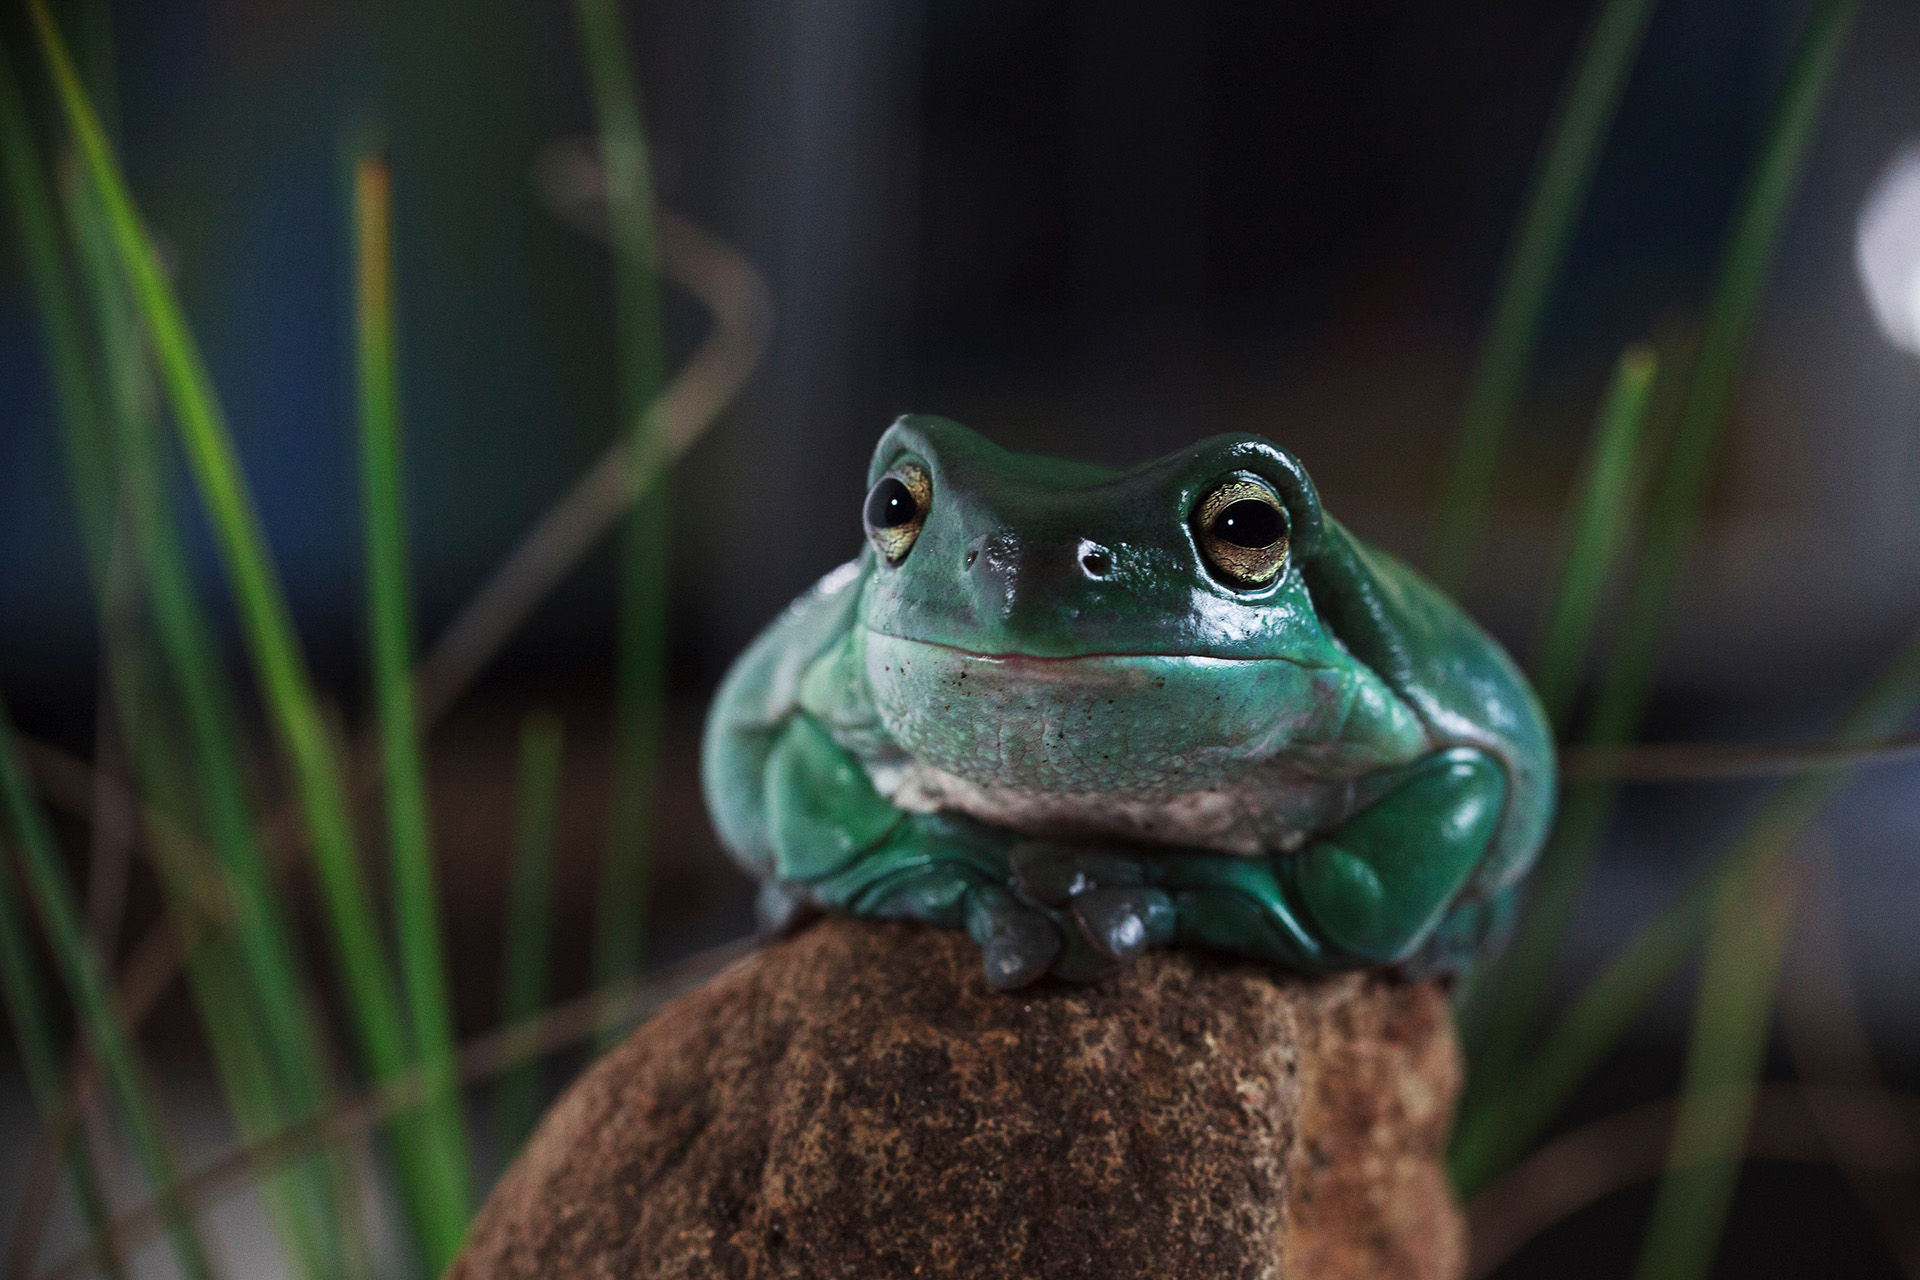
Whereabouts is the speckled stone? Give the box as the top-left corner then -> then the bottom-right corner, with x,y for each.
449,917 -> 1464,1280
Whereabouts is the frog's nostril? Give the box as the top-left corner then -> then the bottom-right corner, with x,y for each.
964,548 -> 978,569
1078,541 -> 1113,579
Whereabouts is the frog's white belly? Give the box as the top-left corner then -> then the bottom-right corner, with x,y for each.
874,757 -> 1365,856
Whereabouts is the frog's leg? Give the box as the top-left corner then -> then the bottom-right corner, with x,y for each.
1287,747 -> 1506,963
762,711 -> 1067,988
1162,747 -> 1505,968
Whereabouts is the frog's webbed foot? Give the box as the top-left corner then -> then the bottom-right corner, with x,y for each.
968,885 -> 1177,990
964,886 -> 1059,989
1012,841 -> 1321,971
798,833 -> 1185,991
998,842 -> 1177,983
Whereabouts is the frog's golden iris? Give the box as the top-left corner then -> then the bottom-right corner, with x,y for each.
863,463 -> 931,563
1192,476 -> 1289,588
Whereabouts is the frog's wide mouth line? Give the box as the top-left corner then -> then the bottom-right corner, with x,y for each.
864,628 -> 1327,670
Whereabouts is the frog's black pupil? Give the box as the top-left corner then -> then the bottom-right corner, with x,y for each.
1212,499 -> 1282,548
865,476 -> 918,528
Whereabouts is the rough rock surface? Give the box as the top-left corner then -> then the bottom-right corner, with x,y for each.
450,917 -> 1464,1280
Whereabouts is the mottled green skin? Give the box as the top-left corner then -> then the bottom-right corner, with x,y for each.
702,417 -> 1554,988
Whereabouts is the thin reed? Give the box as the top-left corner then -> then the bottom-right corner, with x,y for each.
27,3 -> 470,1263
0,2 -> 739,1273
355,151 -> 473,1250
1457,1 -> 1862,1199
574,0 -> 673,1013
1430,0 -> 1661,591
492,713 -> 566,1163
0,840 -> 125,1279
0,709 -> 217,1280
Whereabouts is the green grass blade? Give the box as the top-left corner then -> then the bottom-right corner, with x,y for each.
576,0 -> 664,420
1529,344 -> 1659,730
1460,779 -> 1607,1092
97,452 -> 346,1280
0,703 -> 219,1280
132,735 -> 335,1280
0,842 -> 127,1279
0,43 -> 112,580
9,41 -> 336,1270
355,152 -> 472,1249
63,169 -> 371,1280
1453,866 -> 1711,1194
1455,0 -> 1855,1144
493,712 -> 564,1162
575,0 -> 670,1012
1588,0 -> 1855,752
1631,847 -> 1798,1280
1457,345 -> 1656,1076
1431,0 -> 1662,591
186,951 -> 336,1279
1452,623 -> 1920,1196
24,0 -> 466,1259
87,464 -> 335,1280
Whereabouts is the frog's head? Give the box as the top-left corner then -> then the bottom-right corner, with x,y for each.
853,416 -> 1412,804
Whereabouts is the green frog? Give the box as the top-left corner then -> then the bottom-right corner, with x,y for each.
701,416 -> 1554,989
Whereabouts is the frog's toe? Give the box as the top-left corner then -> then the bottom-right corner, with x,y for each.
1008,841 -> 1147,907
965,885 -> 1060,990
1070,886 -> 1177,963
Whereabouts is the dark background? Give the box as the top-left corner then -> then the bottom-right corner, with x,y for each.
3,0 -> 1920,1274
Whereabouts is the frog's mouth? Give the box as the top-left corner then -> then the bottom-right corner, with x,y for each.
860,629 -> 1368,797
862,629 -> 1329,669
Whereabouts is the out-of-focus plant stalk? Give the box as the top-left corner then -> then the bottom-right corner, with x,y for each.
1528,345 -> 1659,731
0,706 -> 219,1280
0,841 -> 126,1279
1589,0 -> 1855,754
6,33 -> 348,1275
1632,847 -> 1800,1279
0,46 -> 111,579
355,153 -> 473,1257
1452,623 -> 1920,1195
493,712 -> 565,1161
25,0 -> 466,1258
575,0 -> 670,1017
1431,0 -> 1662,591
1454,0 -> 1857,1175
62,150 -> 370,1280
1455,342 -> 1656,1075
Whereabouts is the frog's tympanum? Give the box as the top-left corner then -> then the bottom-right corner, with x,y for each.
703,417 -> 1555,989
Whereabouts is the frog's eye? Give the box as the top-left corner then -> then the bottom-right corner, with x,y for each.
1193,478 -> 1289,588
863,463 -> 932,564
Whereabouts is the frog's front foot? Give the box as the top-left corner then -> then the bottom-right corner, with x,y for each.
998,842 -> 1178,985
794,826 -> 1184,991
964,882 -> 1179,991
963,886 -> 1060,988
807,849 -> 1172,992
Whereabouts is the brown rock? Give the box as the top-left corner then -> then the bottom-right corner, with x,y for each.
451,917 -> 1464,1280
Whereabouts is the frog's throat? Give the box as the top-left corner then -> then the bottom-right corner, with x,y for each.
859,628 -> 1427,807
